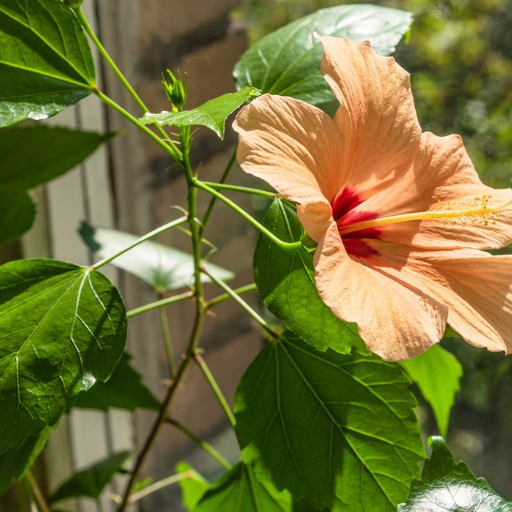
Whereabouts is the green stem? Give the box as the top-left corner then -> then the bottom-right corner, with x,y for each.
127,290 -> 194,318
206,283 -> 257,309
199,148 -> 237,237
128,473 -> 190,504
95,90 -> 181,161
201,182 -> 277,199
194,181 -> 302,253
201,267 -> 278,338
158,292 -> 177,377
25,471 -> 50,512
193,351 -> 236,427
117,126 -> 207,512
167,418 -> 231,470
91,216 -> 187,270
75,8 -> 181,159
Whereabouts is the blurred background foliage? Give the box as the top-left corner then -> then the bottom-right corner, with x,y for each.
235,0 -> 512,498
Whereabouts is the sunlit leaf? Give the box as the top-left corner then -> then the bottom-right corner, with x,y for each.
139,87 -> 261,139
0,426 -> 54,494
79,222 -> 234,292
234,4 -> 412,113
235,331 -> 424,510
402,345 -> 462,437
254,199 -> 366,354
0,190 -> 35,246
49,451 -> 132,503
75,352 -> 160,412
398,437 -> 512,511
195,462 -> 318,511
0,0 -> 96,127
0,126 -> 115,191
176,462 -> 209,511
0,259 -> 127,454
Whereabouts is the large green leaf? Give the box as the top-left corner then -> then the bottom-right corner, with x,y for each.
0,126 -> 115,191
0,0 -> 96,127
177,462 -> 210,511
79,222 -> 234,292
235,332 -> 425,510
402,345 -> 463,438
75,352 -> 160,412
398,437 -> 512,511
0,190 -> 35,246
0,259 -> 127,454
233,4 -> 412,113
139,87 -> 260,139
195,462 -> 318,512
254,199 -> 366,354
49,451 -> 132,503
0,426 -> 53,494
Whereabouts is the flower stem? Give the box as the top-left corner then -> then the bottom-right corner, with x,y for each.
158,292 -> 176,377
194,181 -> 302,253
91,216 -> 187,270
167,418 -> 231,470
127,291 -> 194,318
199,148 -> 237,237
193,351 -> 236,427
128,473 -> 190,504
25,471 -> 50,512
206,283 -> 257,309
201,267 -> 278,338
75,8 -> 181,160
201,182 -> 277,199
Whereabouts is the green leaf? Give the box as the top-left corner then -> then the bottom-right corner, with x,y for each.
176,462 -> 209,511
75,352 -> 160,412
398,437 -> 512,511
0,190 -> 35,246
235,331 -> 425,510
0,259 -> 127,454
49,451 -> 132,503
234,4 -> 412,113
0,426 -> 54,494
402,345 -> 463,438
0,0 -> 96,127
254,199 -> 366,354
195,462 -> 318,512
0,126 -> 115,191
139,87 -> 261,139
79,222 -> 234,292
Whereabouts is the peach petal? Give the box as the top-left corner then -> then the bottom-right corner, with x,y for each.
233,94 -> 345,241
320,37 -> 421,199
364,240 -> 512,353
314,222 -> 447,361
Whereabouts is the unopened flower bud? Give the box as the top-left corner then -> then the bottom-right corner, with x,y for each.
161,70 -> 188,112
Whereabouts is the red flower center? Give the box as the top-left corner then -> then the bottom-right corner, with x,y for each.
332,188 -> 381,259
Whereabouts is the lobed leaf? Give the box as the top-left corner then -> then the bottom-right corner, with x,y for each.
49,451 -> 132,503
176,462 -> 209,511
75,352 -> 160,412
398,437 -> 512,511
195,462 -> 318,512
402,344 -> 462,438
254,199 -> 366,354
139,87 -> 261,139
235,331 -> 425,510
79,222 -> 234,292
0,259 -> 127,454
234,4 -> 413,113
0,0 -> 96,127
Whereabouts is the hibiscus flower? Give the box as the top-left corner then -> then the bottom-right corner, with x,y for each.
233,36 -> 512,361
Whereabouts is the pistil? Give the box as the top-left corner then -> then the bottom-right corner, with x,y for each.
339,195 -> 512,236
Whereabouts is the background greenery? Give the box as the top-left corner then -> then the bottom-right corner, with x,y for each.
235,0 -> 512,499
